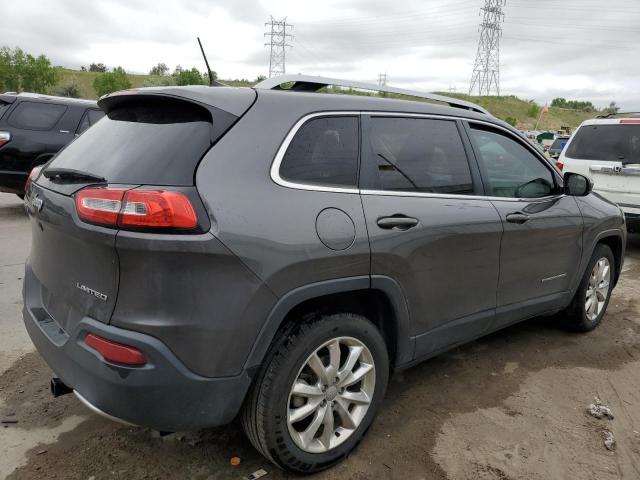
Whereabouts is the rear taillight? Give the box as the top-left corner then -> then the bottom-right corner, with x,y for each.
75,187 -> 198,231
555,161 -> 564,171
620,119 -> 640,124
25,165 -> 43,194
85,333 -> 146,366
0,131 -> 10,147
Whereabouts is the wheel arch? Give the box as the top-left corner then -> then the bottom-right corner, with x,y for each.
579,229 -> 625,289
243,275 -> 414,374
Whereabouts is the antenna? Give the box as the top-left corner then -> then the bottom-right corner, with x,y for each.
197,37 -> 221,87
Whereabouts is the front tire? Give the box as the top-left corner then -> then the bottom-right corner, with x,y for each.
242,313 -> 389,473
564,244 -> 615,332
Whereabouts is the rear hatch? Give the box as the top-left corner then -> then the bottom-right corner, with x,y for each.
25,88 -> 255,333
563,121 -> 640,205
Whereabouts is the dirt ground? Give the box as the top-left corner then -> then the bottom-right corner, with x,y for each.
1,192 -> 639,480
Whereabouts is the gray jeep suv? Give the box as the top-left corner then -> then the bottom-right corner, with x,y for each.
23,75 -> 626,473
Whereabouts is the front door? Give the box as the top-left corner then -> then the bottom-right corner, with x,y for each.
465,122 -> 583,327
359,115 -> 503,359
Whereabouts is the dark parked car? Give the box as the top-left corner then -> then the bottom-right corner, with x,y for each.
23,76 -> 626,473
0,92 -> 104,196
548,135 -> 570,159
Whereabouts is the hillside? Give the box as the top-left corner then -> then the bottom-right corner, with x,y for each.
57,69 -> 594,130
442,92 -> 595,131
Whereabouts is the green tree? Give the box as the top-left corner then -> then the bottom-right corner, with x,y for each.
93,66 -> 132,97
53,83 -> 80,98
255,74 -> 267,83
173,67 -> 207,86
527,103 -> 540,118
89,62 -> 107,72
149,62 -> 169,76
0,47 -> 60,93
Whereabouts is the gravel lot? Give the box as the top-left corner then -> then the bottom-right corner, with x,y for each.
1,192 -> 639,480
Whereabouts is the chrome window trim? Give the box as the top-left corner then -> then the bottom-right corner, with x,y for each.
270,110 -> 564,203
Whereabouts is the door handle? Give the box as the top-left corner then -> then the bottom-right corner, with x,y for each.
377,215 -> 419,230
506,212 -> 530,224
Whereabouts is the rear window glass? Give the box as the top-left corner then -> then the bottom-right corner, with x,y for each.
8,101 -> 67,130
47,99 -> 217,185
77,109 -> 105,134
280,116 -> 359,187
550,138 -> 569,150
565,124 -> 640,162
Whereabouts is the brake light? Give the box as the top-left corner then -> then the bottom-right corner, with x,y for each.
0,131 -> 10,147
25,165 -> 43,194
555,161 -> 564,171
75,187 -> 198,230
620,119 -> 640,124
85,333 -> 146,365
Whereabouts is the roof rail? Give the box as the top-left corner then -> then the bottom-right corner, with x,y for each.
595,111 -> 640,119
254,74 -> 491,116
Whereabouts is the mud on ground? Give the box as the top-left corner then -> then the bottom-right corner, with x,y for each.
1,191 -> 639,479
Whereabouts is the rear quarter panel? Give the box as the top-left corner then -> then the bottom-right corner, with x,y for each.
195,94 -> 371,297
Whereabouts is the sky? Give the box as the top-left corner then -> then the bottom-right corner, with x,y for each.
3,0 -> 640,109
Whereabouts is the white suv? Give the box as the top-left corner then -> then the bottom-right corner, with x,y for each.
559,116 -> 640,232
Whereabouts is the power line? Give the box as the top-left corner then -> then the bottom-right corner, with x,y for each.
469,0 -> 506,96
264,16 -> 294,78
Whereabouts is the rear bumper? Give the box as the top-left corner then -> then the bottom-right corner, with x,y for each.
23,265 -> 252,432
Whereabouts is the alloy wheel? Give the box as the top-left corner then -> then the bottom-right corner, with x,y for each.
585,257 -> 611,321
287,336 -> 376,453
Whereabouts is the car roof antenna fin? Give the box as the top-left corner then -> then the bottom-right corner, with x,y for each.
197,37 -> 222,87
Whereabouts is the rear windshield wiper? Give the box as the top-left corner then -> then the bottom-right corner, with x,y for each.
43,168 -> 107,184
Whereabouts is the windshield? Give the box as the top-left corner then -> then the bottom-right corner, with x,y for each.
46,100 -> 214,185
565,124 -> 640,162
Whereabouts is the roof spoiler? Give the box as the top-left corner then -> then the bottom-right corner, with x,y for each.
596,112 -> 640,119
254,74 -> 491,116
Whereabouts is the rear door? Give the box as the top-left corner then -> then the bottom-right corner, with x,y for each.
466,122 -> 583,326
359,114 -> 503,358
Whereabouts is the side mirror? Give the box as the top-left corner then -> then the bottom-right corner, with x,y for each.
564,172 -> 593,196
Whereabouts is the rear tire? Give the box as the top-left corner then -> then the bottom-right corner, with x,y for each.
241,313 -> 389,473
564,244 -> 615,332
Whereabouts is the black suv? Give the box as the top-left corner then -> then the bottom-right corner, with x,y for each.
23,76 -> 625,473
0,92 -> 104,196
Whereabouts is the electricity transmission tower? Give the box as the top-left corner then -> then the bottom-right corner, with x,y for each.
264,16 -> 294,78
377,72 -> 387,87
469,0 -> 505,96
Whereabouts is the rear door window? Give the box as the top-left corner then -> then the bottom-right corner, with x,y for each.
363,116 -> 474,195
8,101 -> 67,130
565,124 -> 640,162
0,100 -> 11,119
77,109 -> 106,134
279,116 -> 359,188
46,98 -> 218,185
